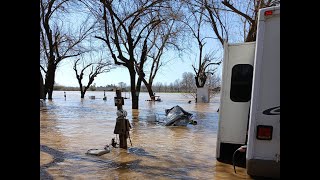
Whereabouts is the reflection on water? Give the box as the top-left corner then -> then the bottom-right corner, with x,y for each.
40,91 -> 251,179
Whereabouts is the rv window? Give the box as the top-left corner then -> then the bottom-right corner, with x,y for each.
230,64 -> 253,102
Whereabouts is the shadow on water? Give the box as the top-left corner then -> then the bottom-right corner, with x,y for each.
40,144 -> 126,178
40,144 -> 165,177
40,144 -> 128,166
40,144 -> 188,179
123,151 -> 215,179
127,147 -> 158,159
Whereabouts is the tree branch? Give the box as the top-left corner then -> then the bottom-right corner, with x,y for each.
40,65 -> 47,74
222,0 -> 254,24
204,3 -> 224,45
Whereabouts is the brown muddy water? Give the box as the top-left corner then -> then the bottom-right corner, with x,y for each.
40,91 -> 251,179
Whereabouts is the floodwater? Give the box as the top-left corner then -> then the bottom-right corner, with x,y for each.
40,91 -> 251,179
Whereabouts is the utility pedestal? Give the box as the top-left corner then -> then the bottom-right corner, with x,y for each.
196,87 -> 210,103
113,89 -> 130,149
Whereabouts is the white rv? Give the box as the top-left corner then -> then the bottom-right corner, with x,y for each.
216,5 -> 280,179
216,41 -> 256,166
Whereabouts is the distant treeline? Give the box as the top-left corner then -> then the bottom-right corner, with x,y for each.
54,72 -> 221,94
54,84 -> 221,93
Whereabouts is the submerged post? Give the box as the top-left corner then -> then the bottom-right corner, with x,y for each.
113,89 -> 130,149
103,90 -> 107,101
115,89 -> 123,110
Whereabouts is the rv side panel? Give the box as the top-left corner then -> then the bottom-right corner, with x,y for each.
246,6 -> 280,179
216,42 -> 255,162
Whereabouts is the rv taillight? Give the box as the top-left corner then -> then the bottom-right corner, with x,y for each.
256,125 -> 273,140
265,10 -> 273,16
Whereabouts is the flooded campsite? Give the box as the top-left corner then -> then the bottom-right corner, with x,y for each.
40,91 -> 251,179
40,0 -> 280,178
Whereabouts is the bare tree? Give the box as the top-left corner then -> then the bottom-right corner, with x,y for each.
181,72 -> 196,93
40,0 -> 95,99
180,72 -> 196,99
168,82 -> 174,92
181,0 -> 274,89
181,0 -> 228,46
193,53 -> 221,87
141,4 -> 186,100
155,82 -> 163,93
202,0 -> 229,45
203,0 -> 276,43
174,79 -> 181,92
73,53 -> 113,98
89,0 -> 175,109
182,1 -> 221,88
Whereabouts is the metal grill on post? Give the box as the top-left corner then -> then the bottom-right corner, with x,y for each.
113,89 -> 130,149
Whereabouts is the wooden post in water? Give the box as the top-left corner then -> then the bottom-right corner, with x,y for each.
115,90 -> 122,110
114,89 -> 128,149
103,90 -> 107,101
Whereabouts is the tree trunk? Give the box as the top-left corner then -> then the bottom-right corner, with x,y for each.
129,69 -> 139,109
132,92 -> 139,109
147,85 -> 155,100
40,71 -> 45,99
195,76 -> 205,88
195,76 -> 200,88
144,82 -> 154,100
47,90 -> 53,100
195,72 -> 206,88
245,22 -> 256,42
81,91 -> 85,98
199,78 -> 206,87
44,64 -> 56,100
